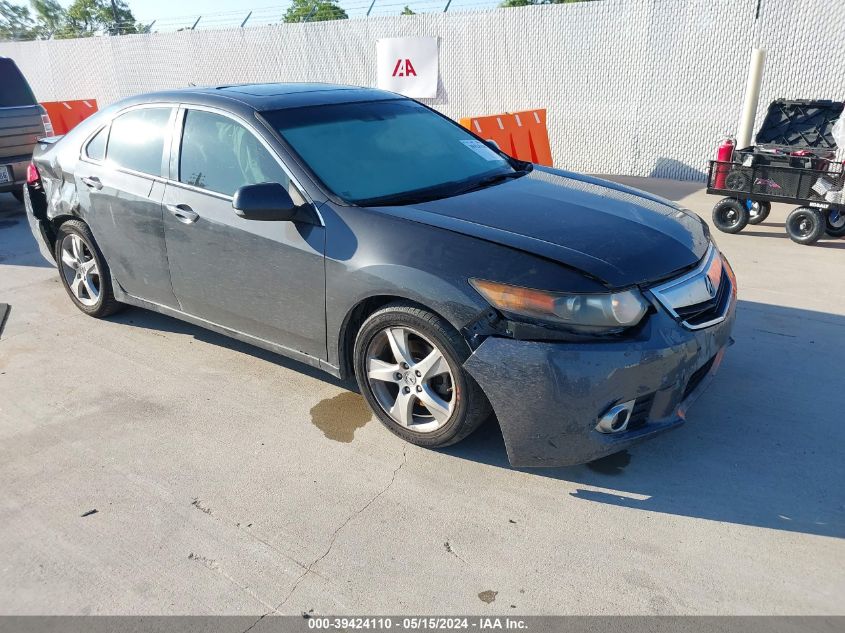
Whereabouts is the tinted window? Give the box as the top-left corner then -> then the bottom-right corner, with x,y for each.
107,108 -> 171,176
0,58 -> 36,107
179,109 -> 291,197
263,100 -> 514,204
85,127 -> 107,161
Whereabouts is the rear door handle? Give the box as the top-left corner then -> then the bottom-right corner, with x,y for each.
165,203 -> 199,224
81,176 -> 102,190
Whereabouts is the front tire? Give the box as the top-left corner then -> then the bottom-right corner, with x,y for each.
712,198 -> 749,234
785,207 -> 825,245
353,302 -> 491,448
54,220 -> 123,317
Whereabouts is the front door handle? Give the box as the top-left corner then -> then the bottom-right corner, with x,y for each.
165,203 -> 199,224
81,176 -> 102,190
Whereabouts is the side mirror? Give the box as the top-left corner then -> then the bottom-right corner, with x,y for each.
232,182 -> 304,222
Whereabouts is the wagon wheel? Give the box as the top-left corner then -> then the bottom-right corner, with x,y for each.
747,200 -> 771,225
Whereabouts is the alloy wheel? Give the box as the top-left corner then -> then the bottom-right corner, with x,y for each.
59,234 -> 100,307
365,326 -> 455,433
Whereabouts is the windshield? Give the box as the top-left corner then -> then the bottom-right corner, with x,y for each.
263,100 -> 520,205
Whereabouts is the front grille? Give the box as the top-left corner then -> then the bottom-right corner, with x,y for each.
649,245 -> 733,330
627,393 -> 655,430
673,269 -> 731,328
683,356 -> 716,401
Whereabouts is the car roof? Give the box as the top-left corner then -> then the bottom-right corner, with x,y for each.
117,82 -> 401,112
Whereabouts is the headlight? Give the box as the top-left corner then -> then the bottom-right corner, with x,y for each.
470,279 -> 649,332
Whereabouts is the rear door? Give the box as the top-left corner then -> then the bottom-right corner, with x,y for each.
0,58 -> 43,188
162,105 -> 326,359
75,105 -> 179,308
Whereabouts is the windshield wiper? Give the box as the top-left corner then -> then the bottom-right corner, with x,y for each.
450,165 -> 533,197
357,164 -> 533,207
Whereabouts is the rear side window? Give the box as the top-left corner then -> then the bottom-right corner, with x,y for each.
85,127 -> 108,161
107,107 -> 172,176
0,58 -> 37,107
179,109 -> 291,197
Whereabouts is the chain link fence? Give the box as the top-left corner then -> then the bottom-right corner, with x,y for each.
1,0 -> 843,180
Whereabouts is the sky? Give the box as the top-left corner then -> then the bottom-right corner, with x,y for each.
59,0 -> 503,30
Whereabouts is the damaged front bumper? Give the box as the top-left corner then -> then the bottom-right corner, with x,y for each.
463,301 -> 736,468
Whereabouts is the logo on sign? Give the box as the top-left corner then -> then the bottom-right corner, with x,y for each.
392,59 -> 417,77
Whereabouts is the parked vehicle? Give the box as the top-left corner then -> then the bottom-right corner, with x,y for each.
24,83 -> 736,467
0,57 -> 53,201
707,99 -> 845,245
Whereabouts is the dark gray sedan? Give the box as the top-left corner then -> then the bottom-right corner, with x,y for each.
24,83 -> 736,467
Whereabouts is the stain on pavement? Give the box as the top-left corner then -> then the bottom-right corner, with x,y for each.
310,391 -> 372,442
478,590 -> 498,604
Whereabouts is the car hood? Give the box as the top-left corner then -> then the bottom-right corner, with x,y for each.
373,167 -> 710,289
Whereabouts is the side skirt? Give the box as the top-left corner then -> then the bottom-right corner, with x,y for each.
112,281 -> 341,378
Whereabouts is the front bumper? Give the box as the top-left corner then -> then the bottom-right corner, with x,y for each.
464,297 -> 736,468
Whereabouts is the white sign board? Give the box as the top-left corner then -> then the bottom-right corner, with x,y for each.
376,37 -> 439,99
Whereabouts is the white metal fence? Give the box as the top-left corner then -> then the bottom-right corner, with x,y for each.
1,0 -> 843,180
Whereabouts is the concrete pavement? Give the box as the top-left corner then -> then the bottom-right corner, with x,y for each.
0,180 -> 842,615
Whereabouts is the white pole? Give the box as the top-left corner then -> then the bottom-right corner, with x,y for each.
736,48 -> 766,149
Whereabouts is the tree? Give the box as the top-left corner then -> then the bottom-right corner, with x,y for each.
0,0 -> 140,40
31,0 -> 65,37
0,0 -> 36,39
400,5 -> 415,14
63,0 -> 139,37
283,0 -> 348,23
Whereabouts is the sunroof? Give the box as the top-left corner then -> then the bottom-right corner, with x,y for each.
222,83 -> 353,97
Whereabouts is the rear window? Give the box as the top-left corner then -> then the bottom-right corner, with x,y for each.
0,58 -> 37,107
107,107 -> 172,176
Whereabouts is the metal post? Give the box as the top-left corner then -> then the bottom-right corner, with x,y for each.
302,5 -> 318,22
367,0 -> 377,16
444,0 -> 453,11
145,20 -> 156,32
736,48 -> 766,149
240,11 -> 252,28
190,16 -> 202,30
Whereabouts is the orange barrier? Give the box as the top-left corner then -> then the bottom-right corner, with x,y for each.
459,109 -> 553,167
459,113 -> 514,158
40,99 -> 98,135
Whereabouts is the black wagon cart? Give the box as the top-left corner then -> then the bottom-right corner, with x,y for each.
706,99 -> 845,245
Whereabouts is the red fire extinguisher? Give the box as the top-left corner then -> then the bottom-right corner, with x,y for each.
714,137 -> 735,189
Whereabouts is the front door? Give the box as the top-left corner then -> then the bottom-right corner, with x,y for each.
75,106 -> 179,308
162,107 -> 326,359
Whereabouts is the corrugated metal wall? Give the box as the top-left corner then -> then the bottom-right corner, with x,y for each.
1,0 -> 843,180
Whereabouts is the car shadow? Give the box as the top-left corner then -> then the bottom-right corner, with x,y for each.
441,299 -> 845,539
110,308 -> 355,391
110,298 -> 843,539
0,195 -> 54,268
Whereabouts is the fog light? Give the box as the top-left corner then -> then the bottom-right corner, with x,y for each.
596,400 -> 636,434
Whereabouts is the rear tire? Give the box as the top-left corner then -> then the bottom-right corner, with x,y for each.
353,301 -> 491,448
54,220 -> 123,317
712,198 -> 749,234
785,207 -> 825,245
747,200 -> 770,225
824,209 -> 845,238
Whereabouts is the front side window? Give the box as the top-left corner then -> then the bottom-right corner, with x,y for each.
85,127 -> 107,161
179,109 -> 292,198
262,100 -> 517,205
107,107 -> 172,176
